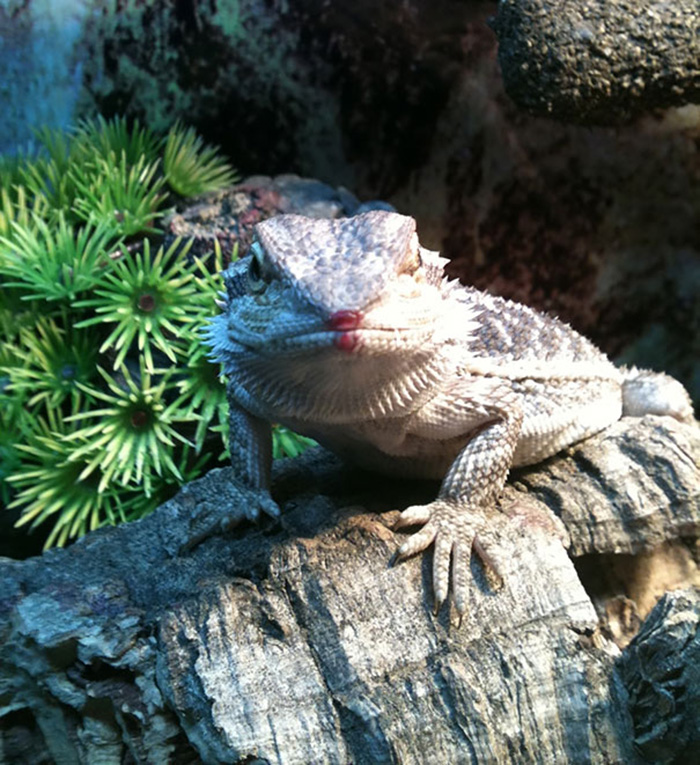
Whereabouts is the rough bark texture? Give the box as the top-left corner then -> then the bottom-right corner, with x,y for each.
617,587 -> 700,763
492,0 -> 700,123
1,416 -> 698,764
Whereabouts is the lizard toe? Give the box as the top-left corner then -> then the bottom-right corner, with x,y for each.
473,534 -> 505,588
432,528 -> 453,607
394,503 -> 432,529
259,494 -> 281,520
451,537 -> 472,616
396,522 -> 438,559
431,515 -> 478,618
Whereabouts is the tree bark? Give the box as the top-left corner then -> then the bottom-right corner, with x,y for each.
1,416 -> 698,764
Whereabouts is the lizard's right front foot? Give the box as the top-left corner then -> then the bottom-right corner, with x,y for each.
181,482 -> 280,553
393,499 -> 503,617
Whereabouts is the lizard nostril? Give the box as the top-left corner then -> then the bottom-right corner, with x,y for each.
326,310 -> 363,331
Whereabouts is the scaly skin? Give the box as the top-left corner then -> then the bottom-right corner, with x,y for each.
204,211 -> 694,615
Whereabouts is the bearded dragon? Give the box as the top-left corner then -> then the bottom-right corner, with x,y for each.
204,211 -> 694,615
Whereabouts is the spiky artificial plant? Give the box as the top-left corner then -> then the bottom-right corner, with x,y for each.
0,116 -> 311,549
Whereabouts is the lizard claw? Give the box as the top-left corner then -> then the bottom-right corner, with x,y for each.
250,492 -> 281,521
181,484 -> 281,553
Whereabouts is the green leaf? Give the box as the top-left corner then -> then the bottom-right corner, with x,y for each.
163,121 -> 239,197
0,214 -> 121,303
272,425 -> 317,459
8,406 -> 151,548
72,115 -> 160,166
7,315 -> 101,409
0,184 -> 50,242
73,237 -> 205,373
65,364 -> 194,496
71,151 -> 167,237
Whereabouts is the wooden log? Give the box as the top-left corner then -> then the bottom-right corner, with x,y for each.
617,587 -> 700,762
0,415 -> 698,763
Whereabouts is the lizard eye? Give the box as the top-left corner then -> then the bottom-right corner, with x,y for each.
400,232 -> 423,276
247,249 -> 270,294
403,247 -> 423,276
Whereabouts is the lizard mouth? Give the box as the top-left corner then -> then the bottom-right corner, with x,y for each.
322,309 -> 433,354
229,308 -> 435,356
331,327 -> 428,353
271,326 -> 433,356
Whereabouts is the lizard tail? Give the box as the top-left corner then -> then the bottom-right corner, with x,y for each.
621,367 -> 695,423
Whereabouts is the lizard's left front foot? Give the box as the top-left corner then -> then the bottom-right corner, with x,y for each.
394,499 -> 502,616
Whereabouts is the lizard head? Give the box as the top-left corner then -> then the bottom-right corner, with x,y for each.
207,210 -> 471,361
204,211 -> 479,419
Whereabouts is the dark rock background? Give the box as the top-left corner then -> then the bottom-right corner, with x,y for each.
1,0 -> 699,403
493,0 -> 700,123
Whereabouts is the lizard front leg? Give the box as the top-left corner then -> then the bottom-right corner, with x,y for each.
225,400 -> 281,522
182,391 -> 280,550
395,380 -> 523,616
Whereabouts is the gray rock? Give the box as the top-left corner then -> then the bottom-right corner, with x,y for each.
492,0 -> 700,123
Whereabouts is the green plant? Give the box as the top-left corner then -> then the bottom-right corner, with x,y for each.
0,416 -> 23,504
9,406 -> 150,548
0,185 -> 49,240
74,238 -> 206,373
0,154 -> 23,193
272,426 -> 317,460
163,121 -> 239,197
0,343 -> 27,504
18,118 -> 161,221
65,364 -> 193,495
71,152 -> 167,236
73,115 -> 160,166
175,340 -> 229,454
0,116 -> 312,550
1,215 -> 118,302
8,315 -> 100,409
